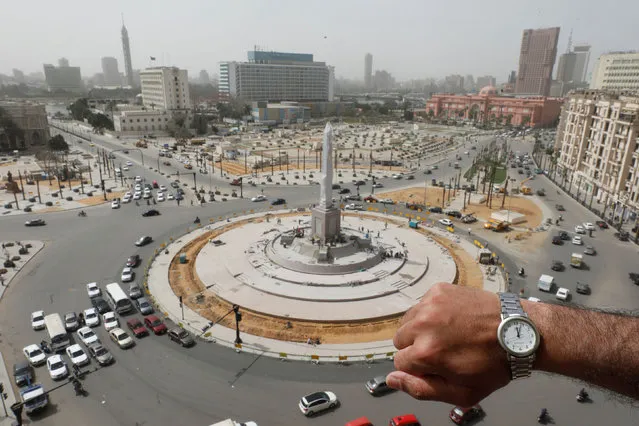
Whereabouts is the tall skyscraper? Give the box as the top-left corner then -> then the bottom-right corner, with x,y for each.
198,70 -> 210,84
101,57 -> 121,86
58,58 -> 69,67
508,71 -> 517,84
572,45 -> 591,82
364,53 -> 373,89
515,27 -> 560,96
43,61 -> 83,93
556,53 -> 576,83
121,18 -> 134,87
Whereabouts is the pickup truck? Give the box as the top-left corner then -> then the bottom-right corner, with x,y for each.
21,384 -> 48,415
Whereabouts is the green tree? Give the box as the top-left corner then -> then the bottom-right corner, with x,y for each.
504,114 -> 513,128
87,113 -> 114,132
521,115 -> 531,127
48,134 -> 69,152
68,98 -> 91,121
191,114 -> 208,135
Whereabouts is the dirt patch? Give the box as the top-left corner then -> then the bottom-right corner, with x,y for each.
76,191 -> 125,206
215,159 -> 407,177
463,195 -> 543,228
167,213 -> 483,344
376,186 -> 457,208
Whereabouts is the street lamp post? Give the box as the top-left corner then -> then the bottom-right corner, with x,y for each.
233,304 -> 242,344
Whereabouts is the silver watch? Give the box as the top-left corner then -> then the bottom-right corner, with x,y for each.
496,292 -> 540,379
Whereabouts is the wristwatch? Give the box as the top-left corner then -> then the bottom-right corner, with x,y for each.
496,292 -> 540,379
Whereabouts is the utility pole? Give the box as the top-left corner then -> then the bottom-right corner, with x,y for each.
87,159 -> 93,186
303,151 -> 306,173
79,170 -> 85,194
220,152 -> 224,178
233,304 -> 242,344
369,151 -> 373,175
244,150 -> 248,174
501,176 -> 509,209
35,178 -> 41,204
17,170 -> 25,200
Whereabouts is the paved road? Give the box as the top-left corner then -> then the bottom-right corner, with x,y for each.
1,134 -> 638,425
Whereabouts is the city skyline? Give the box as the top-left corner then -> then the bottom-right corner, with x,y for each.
2,0 -> 639,82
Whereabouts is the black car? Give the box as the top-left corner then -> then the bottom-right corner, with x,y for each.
91,297 -> 111,314
559,231 -> 570,240
271,198 -> 286,206
576,282 -> 591,295
552,236 -> 563,245
615,231 -> 629,241
13,361 -> 34,388
25,219 -> 46,227
429,206 -> 443,213
168,327 -> 195,347
555,204 -> 566,211
551,260 -> 564,271
355,180 -> 366,186
135,236 -> 153,246
170,182 -> 180,188
424,169 -> 432,175
331,184 -> 341,190
142,209 -> 160,217
446,210 -> 462,219
126,254 -> 141,267
595,220 -> 609,229
338,188 -> 351,194
629,272 -> 639,285
406,175 -> 415,180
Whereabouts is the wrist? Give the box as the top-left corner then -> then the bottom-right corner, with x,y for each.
520,299 -> 566,374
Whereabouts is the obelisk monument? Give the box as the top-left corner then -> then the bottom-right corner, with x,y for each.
311,123 -> 341,243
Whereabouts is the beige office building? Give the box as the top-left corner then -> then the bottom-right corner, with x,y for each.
139,67 -> 191,110
555,90 -> 639,219
590,51 -> 639,92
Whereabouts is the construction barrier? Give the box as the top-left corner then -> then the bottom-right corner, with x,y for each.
338,355 -> 348,362
234,342 -> 242,349
447,226 -> 455,233
279,353 -> 288,359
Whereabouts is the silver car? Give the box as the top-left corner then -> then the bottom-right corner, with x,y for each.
136,297 -> 154,315
87,343 -> 114,366
365,376 -> 392,396
129,283 -> 143,300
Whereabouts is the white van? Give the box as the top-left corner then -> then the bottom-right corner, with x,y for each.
115,168 -> 122,177
538,274 -> 554,292
44,314 -> 70,352
104,283 -> 134,314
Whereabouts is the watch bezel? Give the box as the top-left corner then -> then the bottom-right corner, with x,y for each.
497,315 -> 540,357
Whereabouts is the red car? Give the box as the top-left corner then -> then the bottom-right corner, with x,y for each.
126,318 -> 148,338
449,405 -> 484,424
596,220 -> 609,229
144,315 -> 167,335
364,196 -> 378,203
389,414 -> 420,426
345,417 -> 373,426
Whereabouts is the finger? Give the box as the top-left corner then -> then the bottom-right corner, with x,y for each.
386,371 -> 460,404
393,344 -> 440,377
398,303 -> 421,328
393,321 -> 417,350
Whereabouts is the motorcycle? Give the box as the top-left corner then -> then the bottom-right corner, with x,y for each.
40,341 -> 51,354
72,378 -> 87,396
577,389 -> 588,402
78,211 -> 87,217
194,217 -> 201,224
537,408 -> 548,424
518,268 -> 525,277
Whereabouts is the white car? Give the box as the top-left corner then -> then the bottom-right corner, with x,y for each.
109,328 -> 135,349
122,195 -> 132,204
344,203 -> 363,211
86,282 -> 101,298
583,222 -> 595,231
134,184 -> 142,192
31,310 -> 46,330
133,191 -> 142,200
527,297 -> 541,303
556,287 -> 570,301
111,200 -> 120,209
23,344 -> 46,366
124,191 -> 132,198
574,225 -> 585,234
251,195 -> 267,202
159,185 -> 167,192
77,326 -> 99,346
121,267 -> 134,282
392,174 -> 402,179
65,344 -> 89,366
167,193 -> 175,200
46,355 -> 68,380
572,235 -> 583,245
122,166 -> 129,171
135,176 -> 142,183
103,312 -> 119,331
84,308 -> 100,327
373,183 -> 383,188
143,191 -> 152,199
126,161 -> 133,166
439,218 -> 453,227
157,193 -> 165,202
298,391 -> 339,417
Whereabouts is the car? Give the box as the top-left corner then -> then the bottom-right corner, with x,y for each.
439,218 -> 453,227
344,203 -> 364,211
168,327 -> 195,347
251,195 -> 266,202
135,176 -> 142,183
171,181 -> 179,188
424,169 -> 432,175
111,200 -> 120,209
584,245 -> 596,255
365,376 -> 392,396
583,222 -> 595,231
122,195 -> 132,204
527,297 -> 541,303
559,231 -> 570,240
143,191 -> 152,199
346,195 -> 362,201
109,328 -> 135,349
135,236 -> 153,246
175,193 -> 184,201
122,166 -> 129,171
630,272 -> 639,285
126,161 -> 133,166
25,219 -> 46,227
551,260 -> 564,271
129,283 -> 143,300
346,416 -> 374,426
126,255 -> 141,268
373,182 -> 383,188
133,191 -> 142,200
429,206 -> 443,213
167,193 -> 175,200
406,175 -> 415,180
614,231 -> 629,241
144,315 -> 167,335
298,391 -> 339,416
556,287 -> 570,301
31,310 -> 46,330
136,297 -> 154,315
184,164 -> 193,170
338,188 -> 351,194
363,196 -> 378,203
392,174 -> 403,179
46,355 -> 68,380
449,405 -> 484,425
380,198 -> 394,205
555,204 -> 565,211
22,344 -> 46,366
78,327 -> 99,346
135,184 -> 143,192
126,318 -> 148,338
572,235 -> 583,245
389,414 -> 421,426
461,215 -> 477,224
446,210 -> 462,219
91,296 -> 111,314
121,267 -> 135,282
271,198 -> 286,205
86,282 -> 101,298
596,220 -> 609,229
65,344 -> 89,367
157,193 -> 165,202
84,308 -> 99,327
64,312 -> 80,331
574,225 -> 585,234
159,185 -> 167,192
103,312 -> 119,331
88,343 -> 114,366
576,282 -> 591,295
331,184 -> 341,190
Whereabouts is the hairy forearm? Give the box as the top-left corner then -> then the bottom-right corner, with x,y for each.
523,300 -> 639,399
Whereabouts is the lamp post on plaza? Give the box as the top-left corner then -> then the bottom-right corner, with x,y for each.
233,304 -> 242,344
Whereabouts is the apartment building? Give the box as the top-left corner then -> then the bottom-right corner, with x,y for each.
555,90 -> 639,219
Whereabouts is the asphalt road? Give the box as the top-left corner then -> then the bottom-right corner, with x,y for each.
1,132 -> 638,426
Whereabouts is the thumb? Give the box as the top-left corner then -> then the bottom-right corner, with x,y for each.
386,371 -> 460,404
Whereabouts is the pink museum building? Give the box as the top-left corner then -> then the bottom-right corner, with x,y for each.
424,86 -> 563,127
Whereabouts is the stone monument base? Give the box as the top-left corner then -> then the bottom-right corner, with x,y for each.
311,206 -> 341,243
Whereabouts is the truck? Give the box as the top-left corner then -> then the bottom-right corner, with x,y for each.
520,186 -> 532,195
538,274 -> 554,292
570,253 -> 583,269
483,219 -> 509,232
20,384 -> 49,415
135,139 -> 148,148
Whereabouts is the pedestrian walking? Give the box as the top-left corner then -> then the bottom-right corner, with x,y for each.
468,228 -> 471,235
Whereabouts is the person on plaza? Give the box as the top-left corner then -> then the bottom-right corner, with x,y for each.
386,282 -> 639,406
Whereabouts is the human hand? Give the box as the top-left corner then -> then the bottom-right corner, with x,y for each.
386,283 -> 510,406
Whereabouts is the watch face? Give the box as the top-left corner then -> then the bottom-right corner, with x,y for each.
499,317 -> 539,356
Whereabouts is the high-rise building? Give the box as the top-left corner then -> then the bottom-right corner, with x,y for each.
590,51 -> 639,91
556,53 -> 576,83
476,75 -> 497,89
12,69 -> 25,84
557,44 -> 591,84
101,57 -> 121,86
198,70 -> 210,85
139,67 -> 190,110
573,45 -> 591,82
364,53 -> 373,89
508,71 -> 517,84
555,90 -> 639,218
515,27 -> 560,96
464,75 -> 475,91
374,70 -> 396,91
58,57 -> 69,68
43,61 -> 83,93
444,75 -> 464,93
121,20 -> 134,87
219,51 -> 332,102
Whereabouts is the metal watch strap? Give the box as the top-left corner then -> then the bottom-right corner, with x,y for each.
498,292 -> 535,379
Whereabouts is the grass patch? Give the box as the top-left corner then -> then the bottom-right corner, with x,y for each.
493,167 -> 507,184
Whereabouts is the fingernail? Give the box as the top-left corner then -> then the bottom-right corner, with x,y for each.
386,373 -> 399,389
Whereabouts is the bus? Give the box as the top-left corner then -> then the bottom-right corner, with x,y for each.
44,314 -> 69,352
105,283 -> 134,314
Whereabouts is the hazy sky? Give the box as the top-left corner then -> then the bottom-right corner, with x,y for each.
2,0 -> 639,82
